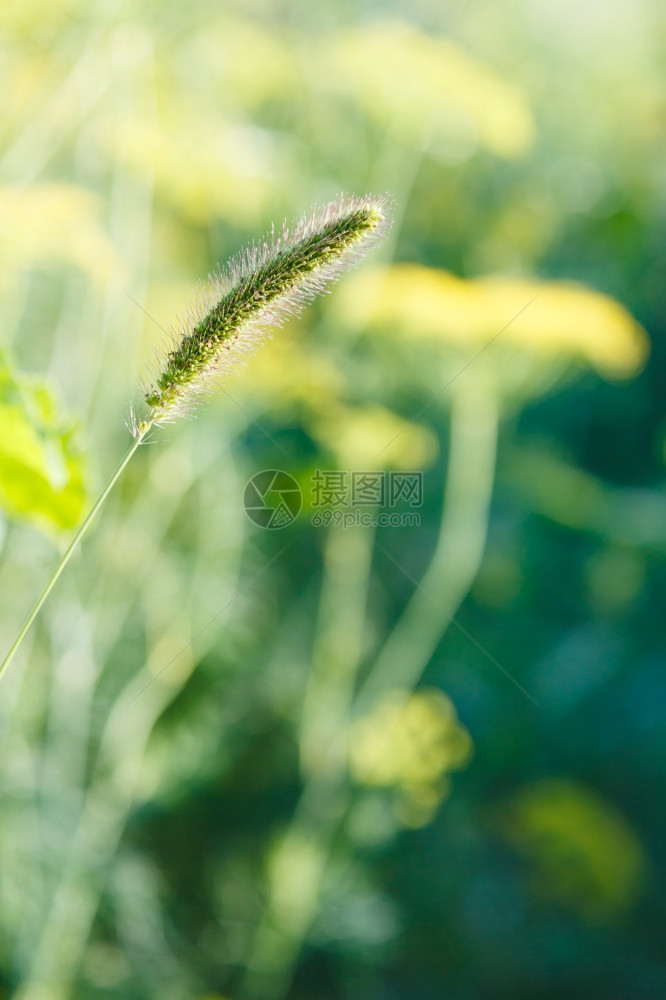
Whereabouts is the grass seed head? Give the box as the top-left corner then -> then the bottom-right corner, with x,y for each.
141,194 -> 392,426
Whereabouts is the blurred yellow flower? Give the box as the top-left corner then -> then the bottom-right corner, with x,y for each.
500,779 -> 645,922
0,0 -> 83,36
0,183 -> 122,289
238,322 -> 344,416
348,689 -> 472,828
186,16 -> 302,111
240,322 -> 437,466
106,105 -> 281,226
334,263 -> 649,380
311,403 -> 437,469
327,21 -> 534,159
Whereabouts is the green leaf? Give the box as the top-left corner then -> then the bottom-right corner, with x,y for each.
0,350 -> 88,536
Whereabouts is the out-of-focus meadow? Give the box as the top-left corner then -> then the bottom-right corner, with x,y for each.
1,0 -> 665,997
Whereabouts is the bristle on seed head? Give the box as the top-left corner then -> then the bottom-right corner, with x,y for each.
141,194 -> 392,426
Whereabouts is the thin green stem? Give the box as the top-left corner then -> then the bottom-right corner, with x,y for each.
299,519 -> 375,777
0,422 -> 151,683
354,386 -> 498,715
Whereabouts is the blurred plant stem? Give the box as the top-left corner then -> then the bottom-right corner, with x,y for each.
0,423 -> 152,685
356,385 -> 499,712
13,669 -> 177,1000
240,385 -> 499,1000
240,522 -> 375,999
299,521 -> 376,776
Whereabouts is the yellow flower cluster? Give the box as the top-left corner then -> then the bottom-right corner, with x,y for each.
348,689 -> 472,828
334,263 -> 649,380
0,183 -> 122,290
311,403 -> 437,469
328,21 -> 534,158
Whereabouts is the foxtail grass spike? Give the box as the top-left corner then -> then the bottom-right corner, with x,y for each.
141,194 -> 392,426
0,194 -> 392,684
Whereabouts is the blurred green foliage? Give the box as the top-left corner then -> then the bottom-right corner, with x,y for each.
0,350 -> 87,533
0,0 -> 665,999
499,778 -> 645,922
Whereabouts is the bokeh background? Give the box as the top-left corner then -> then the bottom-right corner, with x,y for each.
1,1 -> 665,998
